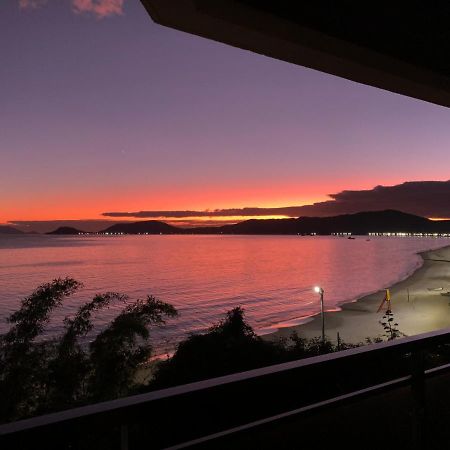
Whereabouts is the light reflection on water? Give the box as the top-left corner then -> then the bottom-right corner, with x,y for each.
0,234 -> 448,352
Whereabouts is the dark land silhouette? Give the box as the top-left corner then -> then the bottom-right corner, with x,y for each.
46,227 -> 86,235
6,210 -> 450,236
47,210 -> 450,235
188,210 -> 447,235
0,226 -> 24,235
101,220 -> 179,235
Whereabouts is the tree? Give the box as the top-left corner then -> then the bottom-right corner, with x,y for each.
149,307 -> 359,390
88,296 -> 177,401
0,278 -> 82,421
150,307 -> 286,388
0,278 -> 177,422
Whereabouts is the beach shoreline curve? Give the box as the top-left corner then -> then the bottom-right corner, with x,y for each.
264,244 -> 450,345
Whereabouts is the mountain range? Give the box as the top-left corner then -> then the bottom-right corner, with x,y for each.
37,210 -> 450,236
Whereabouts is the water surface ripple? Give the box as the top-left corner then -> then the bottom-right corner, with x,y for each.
0,235 -> 447,352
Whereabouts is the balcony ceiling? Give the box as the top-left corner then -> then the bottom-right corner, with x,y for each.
141,0 -> 450,108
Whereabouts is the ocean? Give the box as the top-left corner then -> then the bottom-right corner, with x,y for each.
0,234 -> 448,353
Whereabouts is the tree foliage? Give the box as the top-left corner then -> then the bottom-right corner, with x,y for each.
150,307 -> 286,388
0,278 -> 177,422
149,307 -> 361,390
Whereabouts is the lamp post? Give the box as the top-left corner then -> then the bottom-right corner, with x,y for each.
314,286 -> 325,344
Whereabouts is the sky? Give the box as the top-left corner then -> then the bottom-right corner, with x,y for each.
1,0 -> 450,231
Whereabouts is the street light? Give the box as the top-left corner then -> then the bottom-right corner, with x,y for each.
314,286 -> 325,343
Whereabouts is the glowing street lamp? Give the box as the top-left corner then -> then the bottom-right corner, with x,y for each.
314,286 -> 325,344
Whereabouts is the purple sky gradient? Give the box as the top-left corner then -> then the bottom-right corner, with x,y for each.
1,0 -> 450,227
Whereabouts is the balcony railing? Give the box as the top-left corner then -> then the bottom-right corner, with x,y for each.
2,327 -> 450,449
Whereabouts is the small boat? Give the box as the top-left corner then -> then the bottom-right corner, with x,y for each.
348,236 -> 355,240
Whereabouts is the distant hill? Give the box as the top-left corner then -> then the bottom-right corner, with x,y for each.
47,227 -> 86,235
197,210 -> 449,235
100,220 -> 180,234
0,225 -> 24,234
97,210 -> 450,236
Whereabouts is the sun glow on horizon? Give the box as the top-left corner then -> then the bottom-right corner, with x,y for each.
164,215 -> 293,227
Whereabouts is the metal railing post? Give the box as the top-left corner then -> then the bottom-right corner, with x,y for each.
121,424 -> 129,450
411,350 -> 426,450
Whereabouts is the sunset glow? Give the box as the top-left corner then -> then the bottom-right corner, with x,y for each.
163,215 -> 293,227
2,1 -> 450,231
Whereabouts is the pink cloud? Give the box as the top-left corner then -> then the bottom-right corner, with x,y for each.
19,0 -> 48,10
72,0 -> 124,18
18,0 -> 124,17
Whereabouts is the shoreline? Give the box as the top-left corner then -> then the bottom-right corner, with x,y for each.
139,243 -> 450,381
264,244 -> 450,345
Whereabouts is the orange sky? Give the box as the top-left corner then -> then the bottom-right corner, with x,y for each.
3,1 -> 450,227
3,174 -> 444,225
1,177 -> 389,223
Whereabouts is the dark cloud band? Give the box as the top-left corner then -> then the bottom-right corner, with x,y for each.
102,180 -> 450,220
10,180 -> 450,233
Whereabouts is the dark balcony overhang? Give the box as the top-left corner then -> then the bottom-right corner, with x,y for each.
141,0 -> 450,108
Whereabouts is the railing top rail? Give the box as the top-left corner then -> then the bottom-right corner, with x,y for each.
2,325 -> 450,436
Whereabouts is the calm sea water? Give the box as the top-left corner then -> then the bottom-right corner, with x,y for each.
0,235 -> 448,353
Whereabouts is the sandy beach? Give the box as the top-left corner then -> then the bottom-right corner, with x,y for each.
266,244 -> 450,345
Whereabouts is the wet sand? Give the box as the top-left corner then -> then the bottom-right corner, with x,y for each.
266,245 -> 450,344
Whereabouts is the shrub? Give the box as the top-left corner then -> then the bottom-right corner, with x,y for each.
0,278 -> 177,422
149,308 -> 359,390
